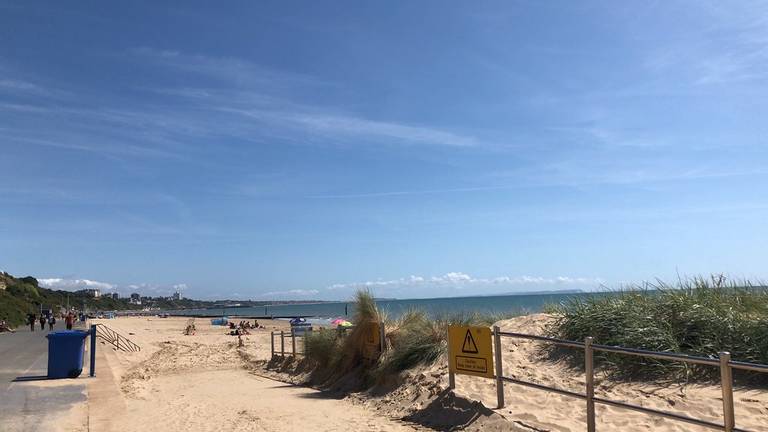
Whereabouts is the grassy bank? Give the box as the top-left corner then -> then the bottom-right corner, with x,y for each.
303,290 -> 517,383
0,272 -> 140,327
547,276 -> 768,379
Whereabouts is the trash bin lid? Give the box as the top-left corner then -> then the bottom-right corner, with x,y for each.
46,330 -> 89,339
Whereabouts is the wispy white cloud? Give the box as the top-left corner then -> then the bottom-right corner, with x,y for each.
130,47 -> 325,89
644,2 -> 768,85
3,134 -> 179,159
0,79 -> 45,94
309,163 -> 768,200
132,48 -> 480,148
259,289 -> 320,298
310,185 -> 513,199
281,112 -> 477,147
38,278 -> 190,297
328,272 -> 603,292
218,107 -> 477,147
39,278 -> 116,291
2,47 -> 481,166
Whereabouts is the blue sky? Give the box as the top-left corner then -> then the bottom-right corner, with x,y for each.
2,1 -> 768,300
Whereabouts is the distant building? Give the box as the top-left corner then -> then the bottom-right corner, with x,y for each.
111,292 -> 119,300
81,289 -> 101,298
129,293 -> 141,305
172,291 -> 181,301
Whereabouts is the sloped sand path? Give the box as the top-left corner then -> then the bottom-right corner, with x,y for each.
120,368 -> 417,432
89,317 -> 421,431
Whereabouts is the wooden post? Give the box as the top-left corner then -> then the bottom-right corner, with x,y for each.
448,326 -> 455,389
493,325 -> 504,409
280,330 -> 285,356
270,332 -> 275,357
291,328 -> 296,356
379,321 -> 386,353
585,337 -> 596,432
720,352 -> 735,432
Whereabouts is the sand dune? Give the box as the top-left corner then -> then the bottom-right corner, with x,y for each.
455,314 -> 768,431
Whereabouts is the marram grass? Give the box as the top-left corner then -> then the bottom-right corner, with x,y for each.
303,290 -> 520,378
547,275 -> 768,380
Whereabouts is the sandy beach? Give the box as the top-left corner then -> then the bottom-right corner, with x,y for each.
87,316 -> 418,432
80,314 -> 768,432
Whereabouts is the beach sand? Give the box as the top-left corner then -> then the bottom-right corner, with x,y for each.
87,316 -> 418,432
84,314 -> 768,431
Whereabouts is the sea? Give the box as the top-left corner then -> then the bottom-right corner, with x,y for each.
164,291 -> 609,322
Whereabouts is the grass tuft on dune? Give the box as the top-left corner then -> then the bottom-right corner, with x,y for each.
547,275 -> 768,380
303,290 -> 520,379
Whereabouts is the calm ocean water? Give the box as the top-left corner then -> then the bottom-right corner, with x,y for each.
166,291 -> 608,320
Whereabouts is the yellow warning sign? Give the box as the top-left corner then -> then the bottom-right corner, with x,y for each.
363,322 -> 381,359
448,325 -> 494,378
367,322 -> 381,346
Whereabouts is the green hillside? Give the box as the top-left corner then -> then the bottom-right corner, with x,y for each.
0,272 -> 140,327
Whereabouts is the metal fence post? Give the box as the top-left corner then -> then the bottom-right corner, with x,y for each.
270,332 -> 275,357
291,328 -> 296,356
493,325 -> 505,409
280,330 -> 285,357
720,352 -> 735,432
585,337 -> 596,432
89,324 -> 97,377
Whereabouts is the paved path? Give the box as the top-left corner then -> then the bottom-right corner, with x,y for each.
0,323 -> 89,431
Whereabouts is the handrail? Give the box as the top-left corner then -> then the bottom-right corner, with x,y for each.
591,343 -> 720,367
492,329 -> 768,432
95,323 -> 141,352
497,331 -> 585,349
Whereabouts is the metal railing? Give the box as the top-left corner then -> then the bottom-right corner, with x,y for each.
95,323 -> 141,352
483,327 -> 768,432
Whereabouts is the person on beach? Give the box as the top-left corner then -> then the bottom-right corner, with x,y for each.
48,315 -> 56,331
0,320 -> 14,333
39,315 -> 46,330
65,312 -> 74,330
27,313 -> 36,332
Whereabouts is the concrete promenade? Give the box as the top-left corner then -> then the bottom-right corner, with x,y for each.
0,322 -> 89,431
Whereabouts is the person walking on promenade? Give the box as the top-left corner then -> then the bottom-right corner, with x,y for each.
65,312 -> 74,330
39,315 -> 46,330
27,313 -> 36,332
49,315 -> 56,331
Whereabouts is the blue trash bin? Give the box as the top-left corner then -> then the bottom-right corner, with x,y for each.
46,330 -> 89,379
